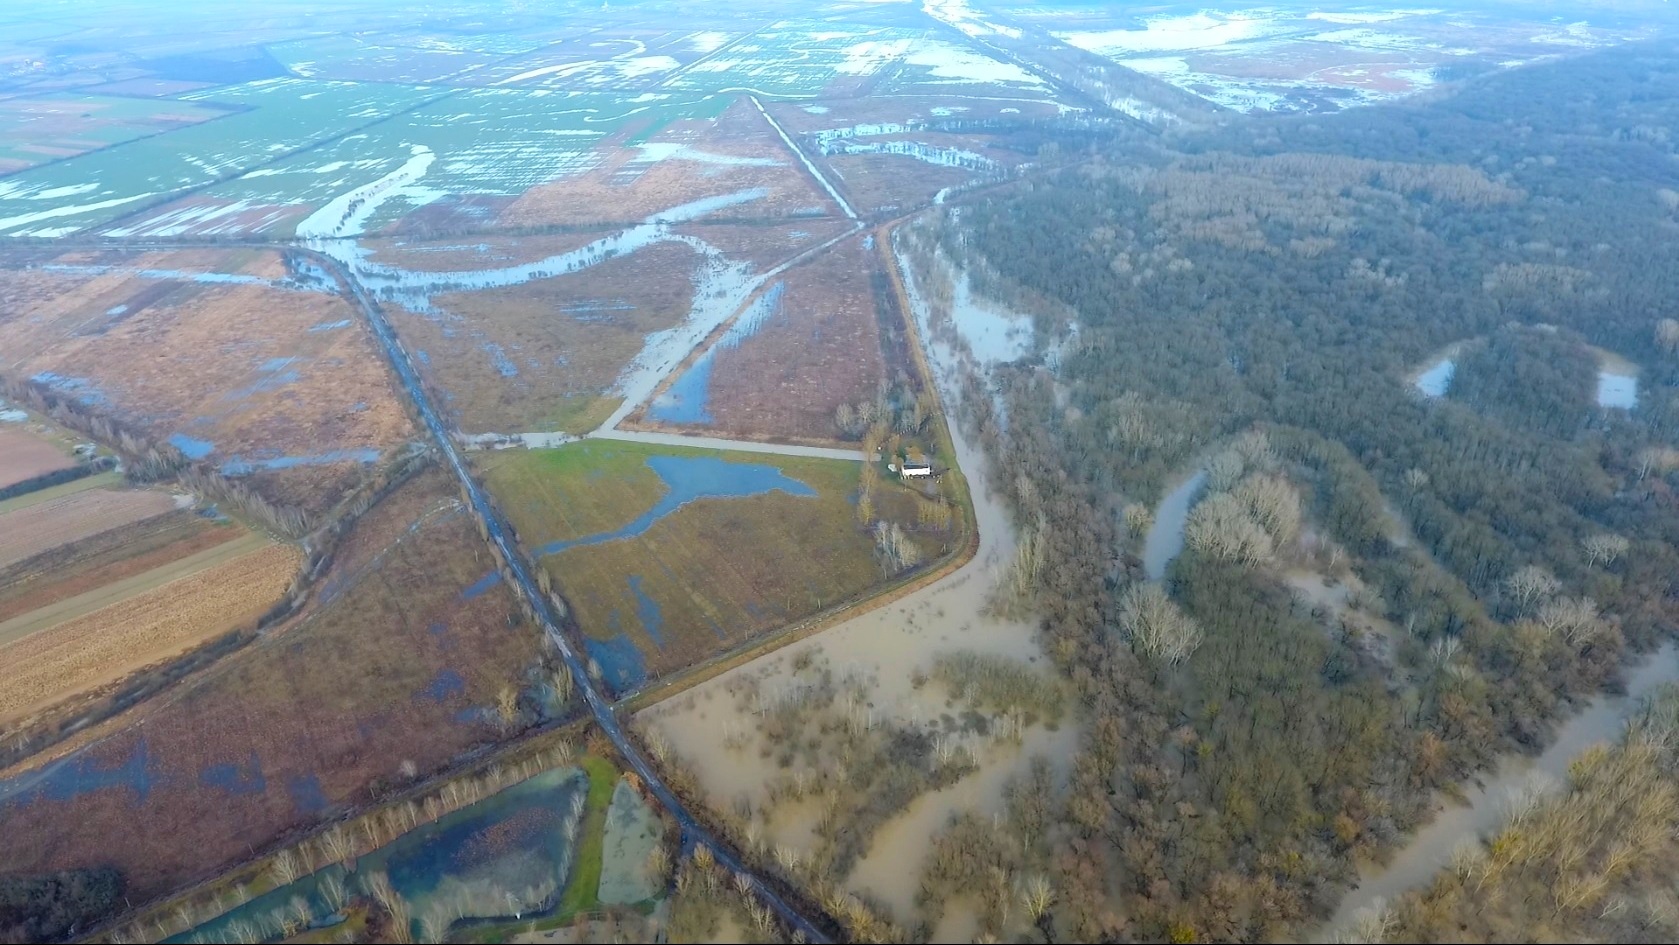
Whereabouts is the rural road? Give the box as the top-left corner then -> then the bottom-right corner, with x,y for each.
589,427 -> 867,462
306,246 -> 835,945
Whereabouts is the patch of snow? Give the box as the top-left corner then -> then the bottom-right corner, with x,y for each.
903,40 -> 1043,87
924,0 -> 1023,39
836,39 -> 913,76
689,30 -> 730,53
1307,9 -> 1442,25
0,192 -> 155,235
1058,12 -> 1288,55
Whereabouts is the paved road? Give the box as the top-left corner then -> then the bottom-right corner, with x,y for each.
305,247 -> 834,945
752,95 -> 858,220
591,427 -> 867,462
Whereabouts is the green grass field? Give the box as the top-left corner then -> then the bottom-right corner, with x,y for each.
0,94 -> 230,170
557,755 -> 618,917
481,440 -> 931,683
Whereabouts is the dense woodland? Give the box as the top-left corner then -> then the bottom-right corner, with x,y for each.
932,42 -> 1679,942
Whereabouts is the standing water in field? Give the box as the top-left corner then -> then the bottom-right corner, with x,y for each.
171,767 -> 590,944
646,282 -> 785,425
536,453 -> 816,556
639,237 -> 1078,929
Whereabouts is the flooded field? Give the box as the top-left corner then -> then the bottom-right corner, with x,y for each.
173,767 -> 591,944
638,240 -> 1077,927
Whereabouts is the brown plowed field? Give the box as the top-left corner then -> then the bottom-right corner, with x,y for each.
499,98 -> 838,228
0,472 -> 546,903
0,488 -> 176,571
397,240 -> 703,433
0,541 -> 299,723
643,234 -> 887,442
0,428 -> 74,490
0,511 -> 243,625
0,248 -> 413,513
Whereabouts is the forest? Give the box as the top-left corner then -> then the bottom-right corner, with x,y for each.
924,40 -> 1679,941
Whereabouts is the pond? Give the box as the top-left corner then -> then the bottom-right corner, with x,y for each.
173,767 -> 590,944
535,454 -> 816,557
1413,357 -> 1455,398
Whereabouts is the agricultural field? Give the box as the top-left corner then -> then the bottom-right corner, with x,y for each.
0,540 -> 298,724
0,247 -> 413,515
0,93 -> 230,173
0,469 -> 551,904
636,233 -> 893,443
0,509 -> 247,626
1018,5 -> 1666,114
498,95 -> 834,229
0,487 -> 176,571
0,79 -> 440,237
0,425 -> 76,491
392,241 -> 703,435
481,440 -> 947,694
376,217 -> 848,437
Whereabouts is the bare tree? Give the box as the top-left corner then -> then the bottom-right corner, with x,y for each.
269,847 -> 302,886
1118,583 -> 1203,668
1583,533 -> 1630,568
1185,492 -> 1274,566
496,685 -> 521,732
1537,596 -> 1603,646
1657,317 -> 1679,356
874,521 -> 922,574
1122,502 -> 1154,540
1504,565 -> 1561,616
365,871 -> 412,944
1019,873 -> 1054,922
1234,473 -> 1301,548
1205,449 -> 1245,493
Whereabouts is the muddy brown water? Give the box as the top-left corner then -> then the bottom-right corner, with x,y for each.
639,247 -> 1077,928
1324,642 -> 1679,937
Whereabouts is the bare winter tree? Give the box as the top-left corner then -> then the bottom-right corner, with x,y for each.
1118,583 -> 1203,668
1020,874 -> 1054,922
1657,317 -> 1679,356
1185,492 -> 1274,566
1504,565 -> 1561,616
1583,533 -> 1630,568
1205,449 -> 1245,493
1234,473 -> 1301,549
1537,595 -> 1603,646
1122,502 -> 1153,539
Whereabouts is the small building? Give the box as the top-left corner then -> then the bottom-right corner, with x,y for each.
901,449 -> 933,478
